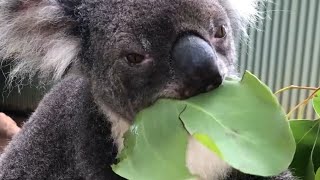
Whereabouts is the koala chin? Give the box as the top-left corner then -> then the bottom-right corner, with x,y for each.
0,0 -> 296,179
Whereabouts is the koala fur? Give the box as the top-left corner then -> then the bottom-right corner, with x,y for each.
0,0 -> 296,179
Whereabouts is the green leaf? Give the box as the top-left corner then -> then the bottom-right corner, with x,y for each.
112,101 -> 194,180
112,71 -> 296,179
313,91 -> 320,117
193,133 -> 222,157
290,119 -> 320,180
180,71 -> 296,176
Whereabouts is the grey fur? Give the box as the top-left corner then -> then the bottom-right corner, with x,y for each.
0,0 -> 296,179
0,75 -> 122,179
0,0 -> 80,84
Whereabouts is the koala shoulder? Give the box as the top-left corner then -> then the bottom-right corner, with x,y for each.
0,75 -> 122,180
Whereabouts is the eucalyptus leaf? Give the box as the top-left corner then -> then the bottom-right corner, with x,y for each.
313,91 -> 320,117
289,119 -> 320,180
180,71 -> 296,176
112,71 -> 296,179
112,101 -> 194,180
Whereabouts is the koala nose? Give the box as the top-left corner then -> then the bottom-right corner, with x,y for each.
172,35 -> 223,95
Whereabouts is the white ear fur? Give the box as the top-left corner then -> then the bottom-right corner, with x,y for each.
224,0 -> 264,37
0,0 -> 80,84
228,0 -> 262,24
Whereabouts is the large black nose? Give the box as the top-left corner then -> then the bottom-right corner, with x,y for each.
172,35 -> 223,95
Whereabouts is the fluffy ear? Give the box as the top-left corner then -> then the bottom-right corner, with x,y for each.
228,0 -> 262,24
221,0 -> 263,37
0,0 -> 81,84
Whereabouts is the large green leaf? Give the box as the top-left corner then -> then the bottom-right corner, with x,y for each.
112,71 -> 296,179
290,119 -> 320,180
180,71 -> 296,176
313,91 -> 320,117
112,101 -> 194,180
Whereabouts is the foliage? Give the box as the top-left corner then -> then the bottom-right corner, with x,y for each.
112,101 -> 194,180
112,71 -> 320,180
112,71 -> 296,180
283,90 -> 320,180
289,120 -> 320,180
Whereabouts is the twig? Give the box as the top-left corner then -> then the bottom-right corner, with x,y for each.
275,85 -> 318,95
287,88 -> 320,119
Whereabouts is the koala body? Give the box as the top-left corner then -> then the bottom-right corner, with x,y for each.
0,0 -> 296,179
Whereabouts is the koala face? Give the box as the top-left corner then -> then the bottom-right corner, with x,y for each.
0,0 -> 258,121
85,0 -> 238,120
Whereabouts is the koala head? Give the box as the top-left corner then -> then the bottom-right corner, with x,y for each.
0,0 -> 260,120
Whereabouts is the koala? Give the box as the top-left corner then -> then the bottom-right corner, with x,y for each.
0,0 -> 296,179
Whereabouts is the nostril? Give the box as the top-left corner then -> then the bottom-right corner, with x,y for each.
206,80 -> 222,92
206,84 -> 215,92
204,74 -> 223,92
184,90 -> 192,97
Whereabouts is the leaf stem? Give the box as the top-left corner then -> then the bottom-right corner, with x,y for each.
275,85 -> 318,95
287,88 -> 320,119
297,103 -> 307,119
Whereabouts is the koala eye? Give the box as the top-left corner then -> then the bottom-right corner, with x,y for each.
126,53 -> 145,64
214,25 -> 227,39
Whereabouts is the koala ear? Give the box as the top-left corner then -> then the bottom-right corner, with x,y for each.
223,0 -> 263,37
0,0 -> 81,84
228,0 -> 262,24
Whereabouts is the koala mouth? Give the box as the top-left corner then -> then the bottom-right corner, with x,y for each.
158,77 -> 223,104
179,77 -> 223,99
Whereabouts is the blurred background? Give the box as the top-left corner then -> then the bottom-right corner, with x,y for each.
0,0 -> 320,124
0,62 -> 45,126
238,0 -> 320,119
